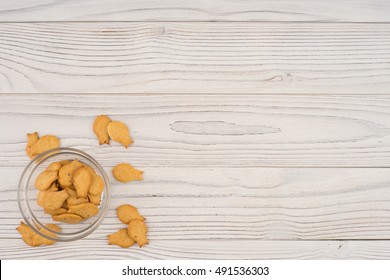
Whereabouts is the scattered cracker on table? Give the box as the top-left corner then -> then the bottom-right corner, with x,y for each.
108,228 -> 135,248
16,222 -> 36,247
112,163 -> 143,183
26,132 -> 39,159
25,133 -> 60,159
92,116 -> 133,148
128,219 -> 148,248
16,222 -> 61,247
31,224 -> 61,246
117,204 -> 145,224
93,115 -> 112,145
107,121 -> 133,148
108,204 -> 148,248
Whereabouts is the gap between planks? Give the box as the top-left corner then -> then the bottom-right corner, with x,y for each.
2,93 -> 390,96
2,21 -> 390,24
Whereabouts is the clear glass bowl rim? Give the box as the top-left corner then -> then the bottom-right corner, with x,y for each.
18,147 -> 110,242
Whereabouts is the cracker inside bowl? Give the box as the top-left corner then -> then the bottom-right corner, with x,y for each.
18,148 -> 110,243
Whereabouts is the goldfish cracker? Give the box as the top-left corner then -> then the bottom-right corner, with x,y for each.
30,135 -> 60,157
46,162 -> 62,173
68,203 -> 99,219
42,189 -> 69,211
88,174 -> 104,195
58,159 -> 83,188
35,171 -> 58,191
26,132 -> 39,159
88,194 -> 101,205
108,229 -> 135,248
127,220 -> 148,248
72,166 -> 92,198
107,121 -> 133,148
117,204 -> 145,224
112,163 -> 143,183
67,196 -> 89,206
93,115 -> 112,145
52,213 -> 84,224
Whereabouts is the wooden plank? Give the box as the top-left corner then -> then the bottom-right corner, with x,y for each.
0,0 -> 389,22
0,22 -> 390,94
2,239 -> 390,259
3,166 -> 390,240
1,94 -> 390,167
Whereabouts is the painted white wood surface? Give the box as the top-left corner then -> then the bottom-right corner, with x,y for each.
2,165 -> 390,259
3,240 -> 390,260
0,0 -> 389,22
3,166 -> 390,241
0,23 -> 390,94
0,95 -> 390,259
1,95 -> 389,167
0,0 -> 389,260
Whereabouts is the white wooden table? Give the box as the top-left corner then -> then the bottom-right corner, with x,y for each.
1,1 -> 390,259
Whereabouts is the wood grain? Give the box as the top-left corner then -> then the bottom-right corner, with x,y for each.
0,0 -> 389,22
1,0 -> 390,259
2,166 -> 390,241
0,23 -> 390,93
0,94 -> 389,167
2,239 -> 390,260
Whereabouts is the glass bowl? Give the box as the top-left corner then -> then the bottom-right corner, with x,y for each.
18,147 -> 110,242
